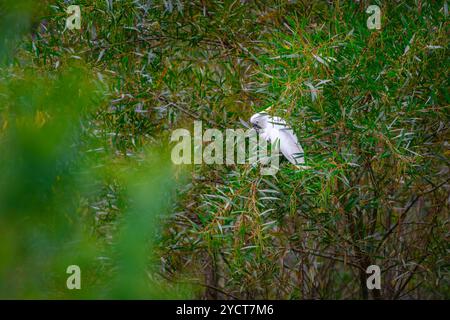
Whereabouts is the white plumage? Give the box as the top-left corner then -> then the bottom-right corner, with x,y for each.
249,112 -> 306,167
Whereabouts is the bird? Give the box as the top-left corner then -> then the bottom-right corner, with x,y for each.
249,111 -> 308,169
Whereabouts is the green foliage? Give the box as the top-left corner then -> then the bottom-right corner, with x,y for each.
0,55 -> 191,300
0,0 -> 448,299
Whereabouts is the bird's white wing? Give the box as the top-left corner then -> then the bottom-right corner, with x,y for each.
260,119 -> 305,165
260,123 -> 279,144
278,128 -> 305,165
260,116 -> 286,141
268,117 -> 288,129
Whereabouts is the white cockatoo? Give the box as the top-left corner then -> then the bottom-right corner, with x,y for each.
249,112 -> 307,168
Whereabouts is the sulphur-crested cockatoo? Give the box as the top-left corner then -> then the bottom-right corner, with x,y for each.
250,112 -> 307,168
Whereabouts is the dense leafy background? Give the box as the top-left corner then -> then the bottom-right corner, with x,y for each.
0,0 -> 448,299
